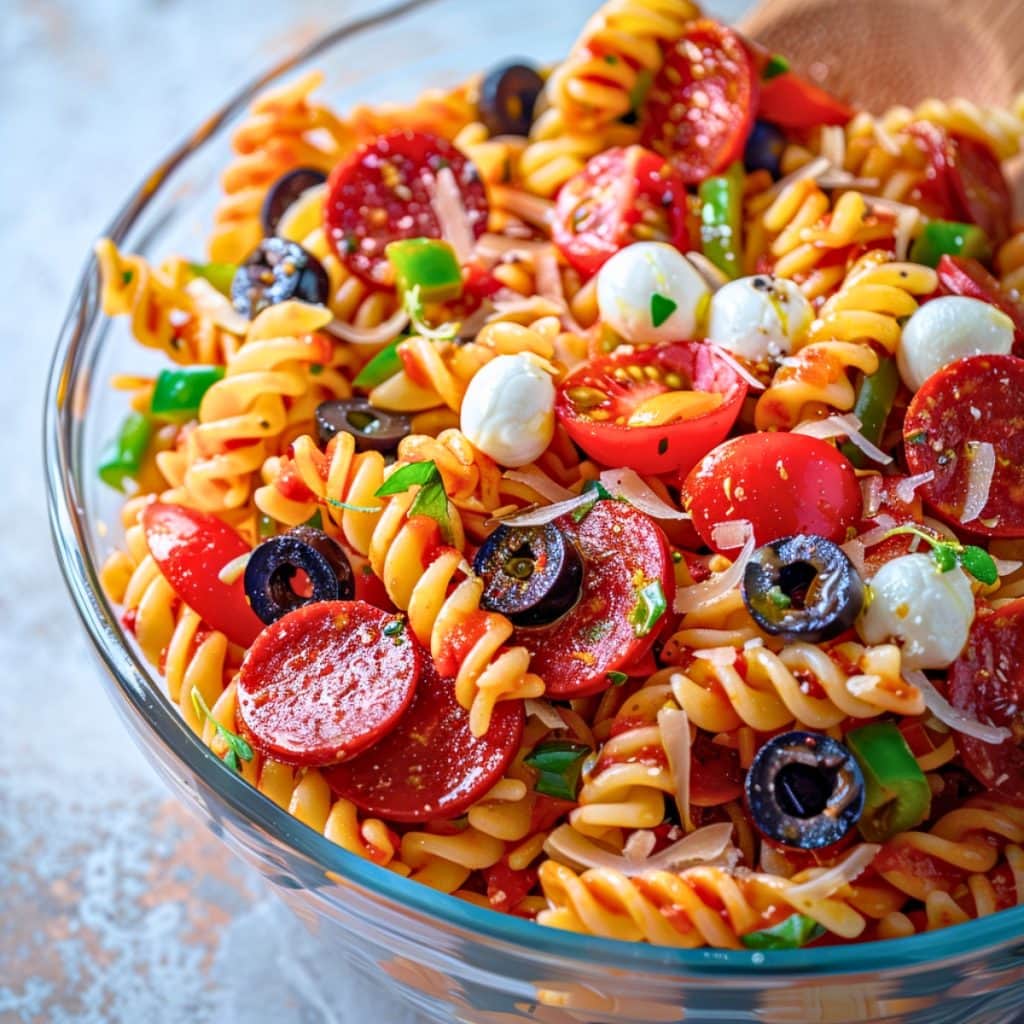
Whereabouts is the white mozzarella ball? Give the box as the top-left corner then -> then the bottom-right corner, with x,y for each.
596,242 -> 710,344
460,353 -> 555,467
897,295 -> 1014,392
857,553 -> 975,669
706,275 -> 814,362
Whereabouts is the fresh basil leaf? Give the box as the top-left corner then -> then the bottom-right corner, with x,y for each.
375,460 -> 441,496
628,580 -> 667,638
525,741 -> 591,801
960,545 -> 998,585
742,914 -> 824,950
606,671 -> 629,686
931,544 -> 958,573
763,54 -> 790,80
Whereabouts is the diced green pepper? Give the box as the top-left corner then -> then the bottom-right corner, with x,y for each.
840,357 -> 899,468
909,221 -> 991,269
742,914 -> 824,950
150,366 -> 225,421
762,54 -> 790,81
628,580 -> 667,638
188,261 -> 238,296
98,412 -> 152,492
353,338 -> 404,389
846,722 -> 931,842
524,740 -> 591,801
698,161 -> 744,280
386,238 -> 463,303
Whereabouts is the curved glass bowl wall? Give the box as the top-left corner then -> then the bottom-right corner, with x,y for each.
45,1 -> 1024,1021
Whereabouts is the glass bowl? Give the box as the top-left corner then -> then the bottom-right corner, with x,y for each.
45,2 -> 1024,1021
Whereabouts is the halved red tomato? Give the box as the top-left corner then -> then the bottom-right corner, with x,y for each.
641,21 -> 757,183
756,70 -> 853,128
551,146 -> 690,277
555,342 -> 747,476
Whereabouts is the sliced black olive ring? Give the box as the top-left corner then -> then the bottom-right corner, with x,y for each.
479,61 -> 545,137
261,167 -> 328,236
231,237 -> 330,320
244,526 -> 354,625
314,398 -> 412,454
745,731 -> 865,850
473,523 -> 583,627
742,534 -> 863,644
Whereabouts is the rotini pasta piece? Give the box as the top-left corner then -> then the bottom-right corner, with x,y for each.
159,302 -> 343,512
538,857 -> 871,945
211,71 -> 347,264
399,826 -> 506,893
754,340 -> 879,431
804,250 -> 939,354
545,0 -> 700,132
667,641 -> 921,734
94,241 -> 241,364
202,681 -> 408,872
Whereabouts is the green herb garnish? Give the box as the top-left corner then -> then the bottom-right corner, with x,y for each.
650,293 -> 678,328
375,460 -> 454,543
883,525 -> 998,585
742,914 -> 824,951
763,54 -> 790,80
524,741 -> 591,801
606,670 -> 629,687
628,579 -> 667,638
191,686 -> 254,774
572,479 -> 613,522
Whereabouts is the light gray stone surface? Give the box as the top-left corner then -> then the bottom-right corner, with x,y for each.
1,2 -> 749,1022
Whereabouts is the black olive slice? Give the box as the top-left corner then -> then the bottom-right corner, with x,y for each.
473,523 -> 583,627
244,527 -> 354,625
745,731 -> 865,850
480,62 -> 545,137
261,167 -> 328,235
231,237 -> 330,319
742,534 -> 863,643
314,398 -> 411,453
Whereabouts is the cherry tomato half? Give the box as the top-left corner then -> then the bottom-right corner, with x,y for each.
324,130 -> 488,287
515,501 -> 674,698
324,655 -> 522,821
556,342 -> 747,476
937,255 -> 1024,352
756,69 -> 853,128
142,502 -> 265,648
683,432 -> 862,553
948,599 -> 1024,805
641,21 -> 757,184
551,146 -> 690,278
237,601 -> 421,767
903,353 -> 1024,538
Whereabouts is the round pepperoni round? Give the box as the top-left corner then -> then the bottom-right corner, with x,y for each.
324,658 -> 523,822
640,21 -> 757,184
237,601 -> 420,767
324,130 -> 488,287
514,501 -> 674,698
903,353 -> 1024,538
142,502 -> 265,649
948,133 -> 1013,248
948,599 -> 1024,804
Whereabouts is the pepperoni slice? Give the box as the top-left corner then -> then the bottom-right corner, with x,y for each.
903,353 -> 1024,538
937,255 -> 1024,353
237,601 -> 420,767
514,501 -> 674,698
323,657 -> 522,822
142,502 -> 264,648
640,21 -> 757,184
948,599 -> 1024,804
324,130 -> 488,287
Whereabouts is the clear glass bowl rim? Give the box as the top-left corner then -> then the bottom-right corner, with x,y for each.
43,0 -> 1024,980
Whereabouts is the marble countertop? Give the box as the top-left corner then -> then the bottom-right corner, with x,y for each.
1,2 -> 746,1022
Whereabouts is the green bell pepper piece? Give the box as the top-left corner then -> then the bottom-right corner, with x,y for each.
353,338 -> 404,389
524,740 -> 591,801
846,722 -> 931,842
150,366 -> 226,421
742,914 -> 824,950
698,161 -> 744,280
840,357 -> 899,468
98,412 -> 152,492
909,221 -> 991,269
386,238 -> 463,303
188,261 -> 238,296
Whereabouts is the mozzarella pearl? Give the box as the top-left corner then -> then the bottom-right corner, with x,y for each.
597,242 -> 710,344
460,353 -> 555,467
898,295 -> 1014,392
857,553 -> 975,669
706,275 -> 813,362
